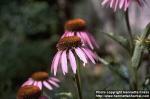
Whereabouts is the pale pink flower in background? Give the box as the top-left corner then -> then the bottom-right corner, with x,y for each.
51,36 -> 97,75
22,71 -> 60,90
101,0 -> 146,11
61,18 -> 99,50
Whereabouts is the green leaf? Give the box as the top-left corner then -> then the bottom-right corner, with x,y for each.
55,92 -> 73,98
104,32 -> 130,52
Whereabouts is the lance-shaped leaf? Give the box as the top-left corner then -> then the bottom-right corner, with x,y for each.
98,57 -> 129,84
104,32 -> 130,52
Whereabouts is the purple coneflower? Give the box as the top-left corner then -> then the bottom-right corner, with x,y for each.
61,18 -> 99,50
51,36 -> 97,75
17,85 -> 41,99
101,0 -> 146,11
22,71 -> 60,90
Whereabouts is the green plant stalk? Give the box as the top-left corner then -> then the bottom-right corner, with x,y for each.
125,9 -> 134,53
75,70 -> 82,99
75,60 -> 82,99
130,23 -> 150,90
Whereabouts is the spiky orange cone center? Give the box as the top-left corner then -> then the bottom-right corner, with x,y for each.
65,18 -> 86,31
57,36 -> 82,50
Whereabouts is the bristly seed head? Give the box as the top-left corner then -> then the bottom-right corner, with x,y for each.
17,85 -> 41,99
65,18 -> 86,31
57,36 -> 82,50
31,72 -> 49,81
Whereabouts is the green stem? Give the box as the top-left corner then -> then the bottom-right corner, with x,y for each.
125,9 -> 134,53
74,59 -> 82,99
130,23 -> 150,90
75,70 -> 82,99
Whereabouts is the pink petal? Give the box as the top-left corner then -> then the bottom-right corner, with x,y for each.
61,50 -> 68,75
78,32 -> 86,42
88,32 -> 99,48
82,48 -> 95,64
110,0 -> 114,7
87,49 -> 97,60
50,77 -> 60,82
101,0 -> 110,6
43,81 -> 53,90
22,80 -> 33,86
124,0 -> 130,11
37,81 -> 42,90
75,47 -> 87,64
70,32 -> 75,36
33,81 -> 38,86
27,80 -> 34,85
48,80 -> 59,87
81,32 -> 94,49
61,33 -> 65,38
77,32 -> 85,44
68,50 -> 77,73
119,0 -> 125,9
68,32 -> 74,36
126,0 -> 130,9
66,32 -> 72,36
61,32 -> 67,38
114,0 -> 119,11
51,51 -> 62,75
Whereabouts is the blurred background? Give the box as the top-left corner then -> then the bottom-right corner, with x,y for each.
0,0 -> 150,99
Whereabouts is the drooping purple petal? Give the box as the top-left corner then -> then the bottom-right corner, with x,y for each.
119,0 -> 125,8
75,47 -> 88,64
50,77 -> 60,82
22,80 -> 33,86
61,32 -> 67,38
43,81 -> 53,90
82,48 -> 96,64
33,81 -> 38,86
32,81 -> 36,86
114,0 -> 119,11
68,32 -> 74,36
37,81 -> 42,90
66,32 -> 72,36
124,0 -> 129,11
88,32 -> 99,48
68,50 -> 77,73
110,0 -> 115,7
102,0 -> 110,5
51,51 -> 62,75
81,32 -> 94,49
77,32 -> 84,43
101,0 -> 134,11
78,32 -> 86,42
61,50 -> 68,75
86,49 -> 97,60
48,80 -> 59,87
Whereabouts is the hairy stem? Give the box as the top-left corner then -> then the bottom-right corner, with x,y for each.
125,9 -> 134,53
130,23 -> 150,90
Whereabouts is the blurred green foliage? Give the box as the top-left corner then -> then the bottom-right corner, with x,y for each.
0,0 -> 149,99
0,0 -> 61,98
